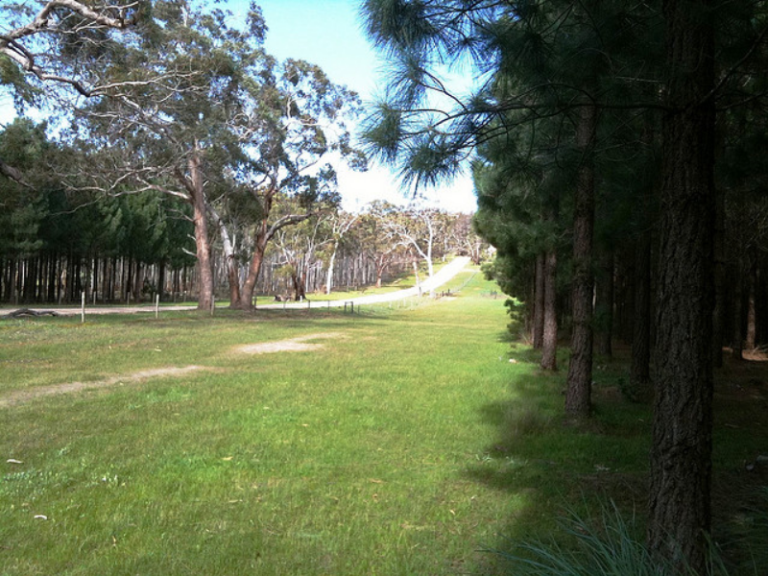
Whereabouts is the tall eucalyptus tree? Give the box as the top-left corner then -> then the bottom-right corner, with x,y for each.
0,0 -> 145,99
228,57 -> 363,309
357,201 -> 408,289
71,0 -> 362,310
66,0 -> 270,309
0,0 -> 146,182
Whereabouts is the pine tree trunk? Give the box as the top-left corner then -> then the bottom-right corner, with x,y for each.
72,258 -> 81,302
11,258 -> 21,304
596,250 -> 614,356
540,249 -> 558,371
746,258 -> 757,350
57,256 -> 65,304
647,2 -> 715,572
619,254 -> 636,343
172,268 -> 179,301
712,185 -> 726,367
3,259 -> 9,302
46,253 -> 56,302
157,261 -> 166,303
133,261 -> 143,303
630,235 -> 652,394
125,258 -> 133,303
23,257 -> 36,302
565,102 -> 597,418
533,253 -> 545,349
731,258 -> 743,359
92,258 -> 99,303
759,266 -> 765,340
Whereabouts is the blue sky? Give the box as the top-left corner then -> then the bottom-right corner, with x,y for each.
255,0 -> 379,99
252,0 -> 477,213
0,0 -> 477,213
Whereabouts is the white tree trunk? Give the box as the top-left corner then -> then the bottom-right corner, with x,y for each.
325,245 -> 337,295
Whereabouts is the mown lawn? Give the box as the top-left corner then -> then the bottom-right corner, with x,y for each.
1,268 -> 766,575
0,271 -> 514,575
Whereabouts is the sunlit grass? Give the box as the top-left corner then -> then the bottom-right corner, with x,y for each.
2,267 -> 763,575
0,270 -> 525,575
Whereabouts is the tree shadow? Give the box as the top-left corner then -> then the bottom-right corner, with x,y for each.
464,348 -> 768,574
462,367 -> 653,572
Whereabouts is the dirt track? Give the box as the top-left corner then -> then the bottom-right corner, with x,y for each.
0,333 -> 346,408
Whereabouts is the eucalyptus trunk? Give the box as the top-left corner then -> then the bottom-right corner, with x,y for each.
186,152 -> 215,311
209,206 -> 241,308
325,246 -> 338,295
238,231 -> 268,310
375,254 -> 389,288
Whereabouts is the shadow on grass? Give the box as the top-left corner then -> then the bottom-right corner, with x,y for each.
462,360 -> 655,573
464,343 -> 768,575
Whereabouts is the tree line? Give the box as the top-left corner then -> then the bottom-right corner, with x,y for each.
0,118 -> 482,304
361,0 -> 768,573
0,1 -> 484,308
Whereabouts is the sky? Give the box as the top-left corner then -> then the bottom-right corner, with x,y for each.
231,0 -> 478,213
0,0 -> 478,214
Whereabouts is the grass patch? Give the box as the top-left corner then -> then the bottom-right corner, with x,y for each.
0,270 -> 518,575
1,267 -> 766,575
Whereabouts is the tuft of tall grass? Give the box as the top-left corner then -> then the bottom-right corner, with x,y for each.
488,504 -> 666,575
485,501 -> 766,576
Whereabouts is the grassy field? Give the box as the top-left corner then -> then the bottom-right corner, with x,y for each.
1,268 -> 766,575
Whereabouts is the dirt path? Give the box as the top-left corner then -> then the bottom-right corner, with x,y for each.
0,366 -> 207,408
0,304 -> 198,318
234,332 -> 345,354
1,333 -> 346,408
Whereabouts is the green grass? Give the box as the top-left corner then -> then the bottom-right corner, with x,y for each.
0,270 -> 517,575
1,268 -> 765,575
